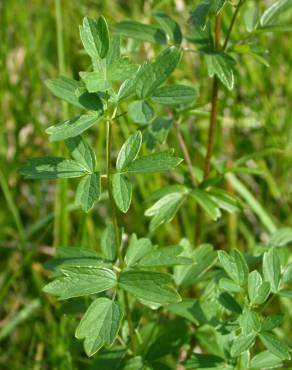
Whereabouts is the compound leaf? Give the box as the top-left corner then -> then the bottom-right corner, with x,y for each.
75,297 -> 123,356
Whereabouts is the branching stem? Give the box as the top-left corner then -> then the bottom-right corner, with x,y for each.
106,111 -> 136,354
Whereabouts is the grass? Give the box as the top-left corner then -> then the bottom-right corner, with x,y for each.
1,0 -> 292,368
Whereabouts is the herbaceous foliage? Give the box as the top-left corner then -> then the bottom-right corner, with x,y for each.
20,1 -> 292,369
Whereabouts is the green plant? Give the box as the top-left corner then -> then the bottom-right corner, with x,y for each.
20,1 -> 292,369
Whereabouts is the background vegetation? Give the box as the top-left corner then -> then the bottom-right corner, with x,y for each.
1,0 -> 292,369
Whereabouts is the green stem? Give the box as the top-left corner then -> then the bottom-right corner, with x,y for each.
53,0 -> 69,246
105,115 -> 136,354
222,0 -> 245,51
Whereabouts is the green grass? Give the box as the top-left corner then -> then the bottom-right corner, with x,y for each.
1,1 -> 292,368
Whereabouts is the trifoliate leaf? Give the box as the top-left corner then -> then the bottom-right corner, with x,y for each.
75,298 -> 123,356
218,249 -> 249,286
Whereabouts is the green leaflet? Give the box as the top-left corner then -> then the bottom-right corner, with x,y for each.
45,77 -> 103,111
262,313 -> 284,332
143,117 -> 173,150
79,16 -> 110,59
268,227 -> 292,248
283,263 -> 292,283
205,52 -> 235,90
75,298 -> 123,357
248,270 -> 271,305
124,234 -> 153,267
116,131 -> 142,172
184,353 -> 225,369
75,172 -> 101,212
65,136 -> 96,172
239,308 -> 261,335
106,35 -> 121,66
244,6 -> 260,33
263,248 -> 281,293
218,249 -> 249,286
151,85 -> 198,106
20,157 -> 88,179
137,245 -> 192,267
152,11 -> 182,44
219,278 -> 242,293
145,192 -> 186,231
189,0 -> 227,30
101,223 -> 117,262
119,270 -> 181,305
45,76 -> 82,108
79,71 -> 111,93
209,188 -> 243,213
128,100 -> 155,124
230,334 -> 256,357
135,47 -> 181,99
250,351 -> 283,369
107,57 -> 139,81
260,0 -> 292,26
111,20 -> 167,45
174,243 -> 217,287
42,266 -> 117,299
126,149 -> 182,174
112,173 -> 132,213
190,189 -> 221,220
46,113 -> 102,142
259,333 -> 291,360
